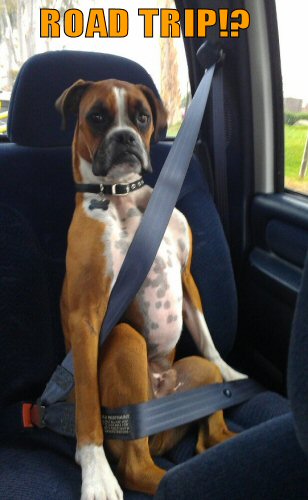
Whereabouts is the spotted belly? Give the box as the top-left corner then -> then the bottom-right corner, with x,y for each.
91,191 -> 190,359
135,253 -> 184,359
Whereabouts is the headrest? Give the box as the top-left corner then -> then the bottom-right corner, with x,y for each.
8,50 -> 162,148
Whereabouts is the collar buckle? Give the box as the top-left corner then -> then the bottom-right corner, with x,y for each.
111,184 -> 117,195
111,183 -> 132,196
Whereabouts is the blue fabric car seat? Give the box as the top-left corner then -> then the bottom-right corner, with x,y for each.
288,254 -> 308,458
0,51 -> 307,500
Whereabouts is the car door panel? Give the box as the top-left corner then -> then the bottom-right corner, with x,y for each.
239,193 -> 308,391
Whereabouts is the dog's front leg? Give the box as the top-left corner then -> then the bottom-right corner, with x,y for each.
182,233 -> 247,381
70,312 -> 123,500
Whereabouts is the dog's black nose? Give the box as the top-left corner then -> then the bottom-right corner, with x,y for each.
112,130 -> 136,145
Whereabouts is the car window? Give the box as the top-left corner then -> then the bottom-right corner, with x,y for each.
0,0 -> 190,138
276,0 -> 308,195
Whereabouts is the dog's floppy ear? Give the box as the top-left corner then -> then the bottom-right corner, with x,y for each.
137,85 -> 168,143
55,79 -> 92,129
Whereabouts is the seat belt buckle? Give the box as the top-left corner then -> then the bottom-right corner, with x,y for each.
22,402 -> 46,429
197,41 -> 225,70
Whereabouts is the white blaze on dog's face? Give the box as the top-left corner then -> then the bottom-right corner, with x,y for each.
55,79 -> 168,183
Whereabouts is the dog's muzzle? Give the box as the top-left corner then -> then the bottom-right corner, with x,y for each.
92,128 -> 151,177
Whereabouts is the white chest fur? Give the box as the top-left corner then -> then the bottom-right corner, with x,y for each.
82,186 -> 190,360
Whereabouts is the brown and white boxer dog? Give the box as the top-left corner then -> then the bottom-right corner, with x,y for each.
56,79 -> 246,500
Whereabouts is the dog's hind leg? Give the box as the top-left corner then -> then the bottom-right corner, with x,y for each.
164,356 -> 236,455
99,323 -> 166,495
148,356 -> 236,457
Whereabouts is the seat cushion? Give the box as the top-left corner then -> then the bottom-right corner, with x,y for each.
0,400 -> 299,499
0,431 -> 80,500
0,393 -> 292,500
288,254 -> 308,457
0,429 -> 171,500
155,413 -> 308,500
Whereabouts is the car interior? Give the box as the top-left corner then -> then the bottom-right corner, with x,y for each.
0,0 -> 308,498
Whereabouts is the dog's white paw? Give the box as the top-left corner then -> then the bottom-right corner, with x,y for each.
214,359 -> 248,382
76,444 -> 123,500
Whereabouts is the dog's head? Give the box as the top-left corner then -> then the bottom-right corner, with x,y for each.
56,79 -> 168,181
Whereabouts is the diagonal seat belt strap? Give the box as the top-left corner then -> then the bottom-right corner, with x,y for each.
40,44 -> 218,406
99,65 -> 216,347
212,64 -> 230,240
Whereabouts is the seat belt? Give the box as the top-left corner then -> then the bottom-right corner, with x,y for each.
27,379 -> 262,440
196,42 -> 230,239
212,64 -> 230,240
1,42 -> 263,440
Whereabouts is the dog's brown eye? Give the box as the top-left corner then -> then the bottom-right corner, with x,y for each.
91,112 -> 104,124
137,113 -> 149,126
